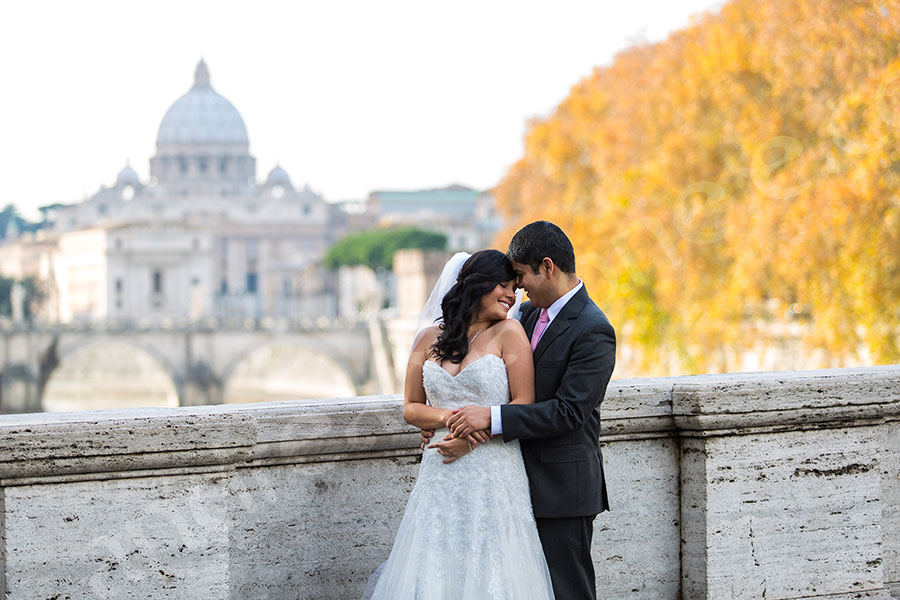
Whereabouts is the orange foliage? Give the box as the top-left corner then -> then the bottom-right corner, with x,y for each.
495,0 -> 900,374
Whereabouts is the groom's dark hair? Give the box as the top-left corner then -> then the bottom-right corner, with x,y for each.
507,221 -> 576,274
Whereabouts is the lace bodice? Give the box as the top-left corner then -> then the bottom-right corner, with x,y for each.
422,353 -> 510,410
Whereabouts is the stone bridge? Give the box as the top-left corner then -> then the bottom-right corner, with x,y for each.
0,319 -> 398,412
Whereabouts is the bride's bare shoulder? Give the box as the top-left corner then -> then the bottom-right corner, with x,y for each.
493,318 -> 528,341
411,325 -> 441,356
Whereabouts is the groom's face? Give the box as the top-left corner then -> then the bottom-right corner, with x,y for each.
510,260 -> 551,309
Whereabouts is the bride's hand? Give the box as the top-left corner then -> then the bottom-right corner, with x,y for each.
427,437 -> 471,464
419,428 -> 435,451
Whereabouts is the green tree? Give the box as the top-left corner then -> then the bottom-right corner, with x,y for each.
0,205 -> 43,240
324,227 -> 447,270
0,276 -> 43,319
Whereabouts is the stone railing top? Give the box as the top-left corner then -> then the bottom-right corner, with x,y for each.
665,365 -> 900,435
1,366 -> 898,483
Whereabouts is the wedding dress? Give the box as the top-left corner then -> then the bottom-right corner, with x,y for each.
363,353 -> 554,599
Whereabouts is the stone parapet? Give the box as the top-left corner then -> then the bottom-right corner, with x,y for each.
0,366 -> 898,599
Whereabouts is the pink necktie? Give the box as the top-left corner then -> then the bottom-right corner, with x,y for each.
531,309 -> 550,351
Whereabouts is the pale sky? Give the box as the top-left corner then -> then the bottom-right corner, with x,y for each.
0,0 -> 722,219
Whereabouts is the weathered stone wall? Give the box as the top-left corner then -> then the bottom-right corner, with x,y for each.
0,365 -> 898,599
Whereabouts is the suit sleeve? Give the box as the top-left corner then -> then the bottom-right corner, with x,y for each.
501,320 -> 616,441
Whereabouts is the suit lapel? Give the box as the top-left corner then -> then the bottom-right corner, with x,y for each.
523,304 -> 540,343
532,286 -> 589,363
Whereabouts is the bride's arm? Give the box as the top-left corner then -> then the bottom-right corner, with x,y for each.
402,327 -> 453,429
500,319 -> 535,406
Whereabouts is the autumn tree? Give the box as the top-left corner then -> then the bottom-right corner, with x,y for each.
496,0 -> 900,374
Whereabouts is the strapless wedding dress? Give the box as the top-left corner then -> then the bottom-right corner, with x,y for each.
363,353 -> 554,600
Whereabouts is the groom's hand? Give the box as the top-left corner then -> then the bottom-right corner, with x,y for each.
467,429 -> 491,445
447,405 -> 491,438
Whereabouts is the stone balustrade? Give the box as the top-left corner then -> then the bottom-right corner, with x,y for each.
0,365 -> 898,599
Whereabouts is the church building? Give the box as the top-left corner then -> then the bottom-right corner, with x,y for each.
33,60 -> 346,323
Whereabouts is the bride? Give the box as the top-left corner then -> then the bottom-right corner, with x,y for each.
363,249 -> 554,599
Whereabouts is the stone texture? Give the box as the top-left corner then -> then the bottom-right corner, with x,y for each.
0,366 -> 897,599
883,420 -> 900,590
0,407 -> 255,481
3,471 -> 230,599
1,487 -> 6,600
228,457 -> 418,599
683,429 -> 885,599
594,437 -> 681,599
672,366 -> 900,432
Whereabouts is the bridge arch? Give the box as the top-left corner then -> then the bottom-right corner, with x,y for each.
222,339 -> 358,403
42,338 -> 180,412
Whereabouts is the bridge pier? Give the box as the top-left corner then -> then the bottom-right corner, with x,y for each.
0,364 -> 41,413
178,361 -> 224,407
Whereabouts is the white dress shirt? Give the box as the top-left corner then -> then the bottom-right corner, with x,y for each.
490,280 -> 583,435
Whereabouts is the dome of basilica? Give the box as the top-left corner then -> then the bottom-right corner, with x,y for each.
266,164 -> 292,187
156,60 -> 249,147
116,162 -> 140,187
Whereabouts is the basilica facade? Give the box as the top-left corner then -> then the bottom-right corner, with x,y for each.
27,60 -> 346,323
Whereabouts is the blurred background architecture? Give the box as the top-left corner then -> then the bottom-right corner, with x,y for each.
10,60 -> 344,324
0,60 -> 503,413
0,61 -> 503,328
1,0 -> 896,415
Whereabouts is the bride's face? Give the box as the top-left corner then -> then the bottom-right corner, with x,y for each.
476,280 -> 517,322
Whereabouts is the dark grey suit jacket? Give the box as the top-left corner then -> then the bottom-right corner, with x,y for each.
501,285 -> 615,518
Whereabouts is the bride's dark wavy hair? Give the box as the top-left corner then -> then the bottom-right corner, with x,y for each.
430,249 -> 516,364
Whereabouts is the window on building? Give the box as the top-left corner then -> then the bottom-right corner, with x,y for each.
152,270 -> 163,294
246,272 -> 258,294
220,279 -> 228,295
115,278 -> 123,292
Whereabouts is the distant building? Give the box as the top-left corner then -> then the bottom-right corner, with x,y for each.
1,61 -> 506,324
51,223 -> 215,322
14,60 -> 345,323
366,185 -> 502,251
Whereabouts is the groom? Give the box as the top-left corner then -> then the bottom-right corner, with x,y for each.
447,220 -> 616,599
